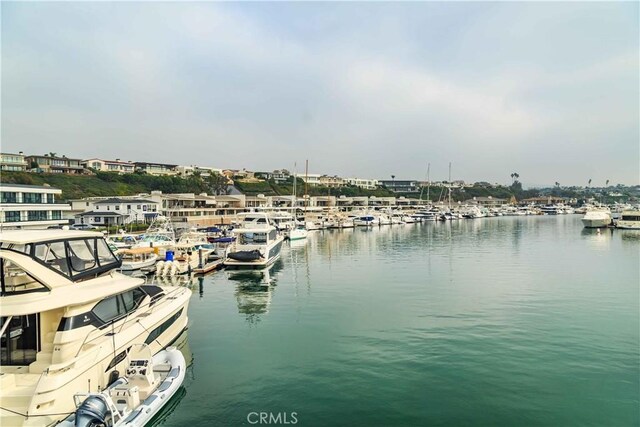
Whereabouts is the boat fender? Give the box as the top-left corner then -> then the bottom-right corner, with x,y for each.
74,395 -> 109,427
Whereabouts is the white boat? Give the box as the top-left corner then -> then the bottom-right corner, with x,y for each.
133,216 -> 176,250
224,213 -> 284,268
119,247 -> 159,272
107,234 -> 138,250
581,208 -> 612,228
57,345 -> 185,427
289,226 -> 308,241
0,230 -> 191,426
616,210 -> 640,230
353,214 -> 376,227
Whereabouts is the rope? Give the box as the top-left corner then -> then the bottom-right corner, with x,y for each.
0,406 -> 74,418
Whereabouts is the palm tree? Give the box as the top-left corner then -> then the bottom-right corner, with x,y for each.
605,179 -> 610,187
555,181 -> 560,188
588,178 -> 592,188
514,172 -> 519,182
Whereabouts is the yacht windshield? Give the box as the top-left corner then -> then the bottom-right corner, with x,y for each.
31,238 -> 120,280
239,232 -> 267,245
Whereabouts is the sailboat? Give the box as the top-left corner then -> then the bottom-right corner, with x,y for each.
289,164 -> 308,241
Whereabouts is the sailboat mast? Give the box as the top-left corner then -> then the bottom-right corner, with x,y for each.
448,162 -> 452,208
427,163 -> 431,203
305,159 -> 309,213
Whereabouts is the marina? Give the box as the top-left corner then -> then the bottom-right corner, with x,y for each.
167,214 -> 638,426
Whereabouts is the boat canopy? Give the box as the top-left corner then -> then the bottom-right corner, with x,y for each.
1,232 -> 121,282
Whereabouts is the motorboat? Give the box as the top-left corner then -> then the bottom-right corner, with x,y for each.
615,210 -> 640,230
353,215 -> 376,227
581,208 -> 612,228
118,247 -> 159,272
0,230 -> 190,426
133,216 -> 176,250
107,234 -> 138,250
224,213 -> 284,268
57,345 -> 185,427
288,226 -> 308,241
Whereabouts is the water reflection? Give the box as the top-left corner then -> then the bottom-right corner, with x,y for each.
227,260 -> 284,324
581,227 -> 614,250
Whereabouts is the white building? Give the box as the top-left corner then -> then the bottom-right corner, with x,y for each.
82,158 -> 135,174
346,178 -> 379,190
75,197 -> 160,227
175,165 -> 224,178
0,183 -> 71,229
299,173 -> 322,186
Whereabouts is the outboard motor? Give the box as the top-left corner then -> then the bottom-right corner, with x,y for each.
74,395 -> 110,427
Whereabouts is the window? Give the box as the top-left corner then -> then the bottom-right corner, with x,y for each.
115,206 -> 120,211
4,211 -> 20,222
127,205 -> 131,210
27,211 -> 47,221
23,193 -> 42,203
47,194 -> 54,203
1,192 -> 17,203
67,239 -> 97,272
92,288 -> 148,326
96,239 -> 118,267
137,205 -> 141,210
92,295 -> 122,324
145,309 -> 183,344
51,211 -> 62,220
94,217 -> 102,223
35,242 -> 69,275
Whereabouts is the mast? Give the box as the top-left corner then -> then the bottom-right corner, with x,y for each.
427,163 -> 431,204
448,162 -> 452,208
304,159 -> 309,214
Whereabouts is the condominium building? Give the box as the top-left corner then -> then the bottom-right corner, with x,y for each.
299,173 -> 321,186
133,161 -> 178,176
0,152 -> 28,172
319,175 -> 346,188
346,178 -> 379,190
82,158 -> 135,174
378,180 -> 420,193
25,154 -> 85,174
0,183 -> 71,229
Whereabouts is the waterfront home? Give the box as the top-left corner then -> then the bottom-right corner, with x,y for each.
0,152 -> 28,172
0,183 -> 71,229
81,158 -> 135,174
25,154 -> 85,174
74,197 -> 159,227
133,161 -> 178,176
379,179 -> 420,193
345,177 -> 379,190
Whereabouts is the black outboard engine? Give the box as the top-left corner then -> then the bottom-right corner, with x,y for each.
74,395 -> 110,427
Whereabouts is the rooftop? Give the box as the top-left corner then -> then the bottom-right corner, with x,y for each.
94,198 -> 157,204
0,183 -> 61,191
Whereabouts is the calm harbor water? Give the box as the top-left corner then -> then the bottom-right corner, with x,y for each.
162,216 -> 639,426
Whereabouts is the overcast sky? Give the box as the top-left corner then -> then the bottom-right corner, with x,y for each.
2,2 -> 638,186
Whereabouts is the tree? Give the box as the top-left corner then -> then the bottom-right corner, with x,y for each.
205,172 -> 230,195
555,182 -> 560,188
48,152 -> 57,158
588,178 -> 592,187
606,179 -> 610,187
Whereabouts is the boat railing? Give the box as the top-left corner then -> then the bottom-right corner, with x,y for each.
73,286 -> 186,359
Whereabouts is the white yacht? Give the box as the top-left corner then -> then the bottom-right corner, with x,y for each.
0,230 -> 191,426
581,208 -> 612,228
118,247 -> 159,272
615,210 -> 640,230
224,213 -> 284,268
133,216 -> 176,250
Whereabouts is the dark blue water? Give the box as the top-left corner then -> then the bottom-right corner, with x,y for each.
163,216 -> 639,426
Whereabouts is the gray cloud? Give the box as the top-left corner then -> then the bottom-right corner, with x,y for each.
2,2 -> 638,186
